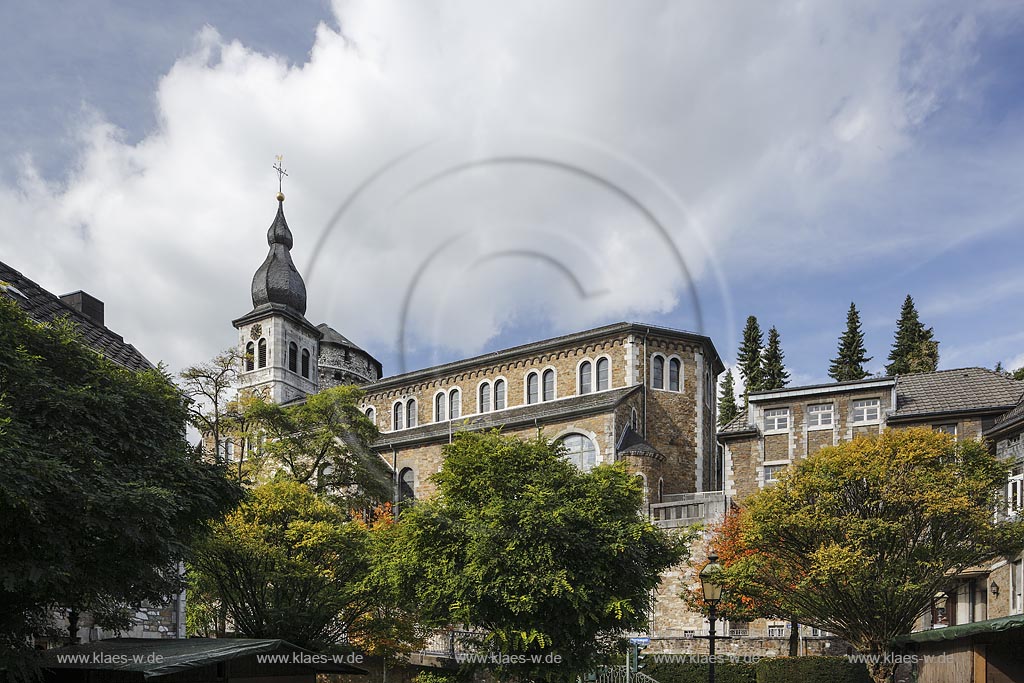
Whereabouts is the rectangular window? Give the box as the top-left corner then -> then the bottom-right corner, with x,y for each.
935,424 -> 957,436
764,464 -> 786,485
764,408 -> 789,432
1013,560 -> 1023,615
1009,464 -> 1024,516
806,403 -> 834,428
766,623 -> 786,638
852,398 -> 880,422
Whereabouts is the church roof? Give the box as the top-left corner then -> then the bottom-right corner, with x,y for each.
250,198 -> 307,315
0,261 -> 152,372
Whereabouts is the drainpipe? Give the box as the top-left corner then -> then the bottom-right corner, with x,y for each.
391,445 -> 398,519
643,328 -> 650,439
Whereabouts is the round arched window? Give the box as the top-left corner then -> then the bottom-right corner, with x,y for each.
558,433 -> 597,472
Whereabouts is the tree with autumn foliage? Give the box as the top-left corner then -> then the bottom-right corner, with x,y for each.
718,428 -> 1024,683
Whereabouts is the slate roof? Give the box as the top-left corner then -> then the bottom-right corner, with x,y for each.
39,637 -> 367,677
615,425 -> 664,460
891,367 -> 1024,420
717,413 -> 757,438
317,323 -> 382,375
376,385 -> 641,448
249,199 -> 307,315
0,261 -> 152,372
989,397 -> 1024,437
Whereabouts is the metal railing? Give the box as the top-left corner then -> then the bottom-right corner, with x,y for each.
419,629 -> 488,658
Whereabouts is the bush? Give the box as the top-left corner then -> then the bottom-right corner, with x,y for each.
647,662 -> 758,683
754,656 -> 871,683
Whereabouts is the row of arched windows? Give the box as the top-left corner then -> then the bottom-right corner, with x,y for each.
393,398 -> 418,431
243,338 -> 312,380
651,354 -> 683,392
477,379 -> 507,413
526,368 -> 556,404
578,357 -> 610,394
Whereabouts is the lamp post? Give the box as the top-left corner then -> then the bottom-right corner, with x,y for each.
699,551 -> 724,683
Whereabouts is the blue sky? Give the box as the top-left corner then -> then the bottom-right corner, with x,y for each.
1,1 -> 1023,390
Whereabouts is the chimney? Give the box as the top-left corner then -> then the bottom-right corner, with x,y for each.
59,290 -> 105,326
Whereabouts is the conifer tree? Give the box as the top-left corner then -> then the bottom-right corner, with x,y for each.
736,316 -> 764,408
886,295 -> 939,375
829,302 -> 872,381
762,326 -> 790,390
718,369 -> 739,427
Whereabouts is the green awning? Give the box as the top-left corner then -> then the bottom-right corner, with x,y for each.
894,615 -> 1024,645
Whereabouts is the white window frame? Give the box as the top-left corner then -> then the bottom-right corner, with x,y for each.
493,377 -> 507,411
542,367 -> 556,402
433,391 -> 447,423
578,359 -> 593,395
806,403 -> 834,429
852,398 -> 881,423
766,623 -> 787,638
392,400 -> 405,431
448,388 -> 462,419
651,353 -> 666,390
764,407 -> 790,433
525,371 -> 540,405
763,463 -> 787,485
935,423 -> 958,437
596,355 -> 612,392
477,380 -> 491,413
1009,463 -> 1024,517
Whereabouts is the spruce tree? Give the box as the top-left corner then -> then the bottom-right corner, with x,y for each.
718,369 -> 739,427
886,295 -> 939,375
762,326 -> 790,390
829,302 -> 872,381
736,316 -> 764,407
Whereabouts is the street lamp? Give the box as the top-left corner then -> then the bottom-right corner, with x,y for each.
699,551 -> 724,683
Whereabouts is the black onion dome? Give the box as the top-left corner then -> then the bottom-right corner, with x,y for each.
250,199 -> 307,314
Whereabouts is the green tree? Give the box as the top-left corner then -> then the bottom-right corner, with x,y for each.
390,431 -> 688,680
736,316 -> 765,407
190,479 -> 379,649
829,302 -> 872,381
179,348 -> 243,462
761,326 -> 789,390
0,298 -> 241,667
886,295 -> 939,375
246,385 -> 391,506
727,428 -> 1024,683
717,369 -> 739,427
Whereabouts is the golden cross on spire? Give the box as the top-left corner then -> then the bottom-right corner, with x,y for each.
273,155 -> 288,199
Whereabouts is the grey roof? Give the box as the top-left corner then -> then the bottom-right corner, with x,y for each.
615,425 -> 664,460
0,261 -> 152,372
375,385 -> 640,448
989,397 -> 1024,437
39,637 -> 367,677
748,375 -> 894,397
717,413 -> 757,438
367,321 -> 724,391
891,368 -> 1024,420
250,198 -> 307,315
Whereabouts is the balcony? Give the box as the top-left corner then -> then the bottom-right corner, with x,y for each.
650,492 -> 729,528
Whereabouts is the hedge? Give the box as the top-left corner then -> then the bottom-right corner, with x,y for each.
754,656 -> 871,683
647,662 -> 758,683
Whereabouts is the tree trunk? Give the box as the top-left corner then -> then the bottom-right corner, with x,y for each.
788,617 -> 799,656
864,642 -> 895,683
67,608 -> 80,645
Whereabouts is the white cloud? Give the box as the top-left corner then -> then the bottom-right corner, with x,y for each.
0,0 -> 1018,373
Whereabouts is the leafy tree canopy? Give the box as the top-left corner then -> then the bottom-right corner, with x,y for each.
829,302 -> 872,382
0,298 -> 241,663
725,428 -> 1023,683
389,431 -> 689,681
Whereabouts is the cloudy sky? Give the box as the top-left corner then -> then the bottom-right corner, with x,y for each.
3,0 -> 1023,388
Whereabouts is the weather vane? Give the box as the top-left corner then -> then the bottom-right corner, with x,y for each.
273,155 -> 288,198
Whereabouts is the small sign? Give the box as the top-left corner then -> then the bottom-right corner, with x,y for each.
629,637 -> 650,646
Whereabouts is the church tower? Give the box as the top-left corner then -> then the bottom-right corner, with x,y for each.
232,191 -> 322,404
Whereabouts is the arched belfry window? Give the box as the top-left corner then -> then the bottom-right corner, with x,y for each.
579,361 -> 592,395
651,355 -> 664,389
596,357 -> 610,391
494,379 -> 506,410
393,403 -> 404,431
669,358 -> 681,391
301,349 -> 310,378
365,406 -> 375,424
526,373 -> 539,405
398,468 -> 415,503
257,339 -> 267,369
479,382 -> 491,413
288,342 -> 298,372
558,433 -> 597,472
435,392 -> 446,422
245,342 -> 255,371
449,389 -> 462,419
406,399 -> 418,428
542,369 -> 555,402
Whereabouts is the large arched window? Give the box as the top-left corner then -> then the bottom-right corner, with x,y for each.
449,388 -> 461,419
288,342 -> 298,372
559,433 -> 597,472
526,372 -> 539,405
398,467 -> 415,503
301,349 -> 310,378
494,379 -> 506,410
668,358 -> 681,391
393,402 -> 404,431
579,361 -> 592,395
542,369 -> 555,401
479,382 -> 491,413
406,399 -> 418,428
257,338 -> 267,368
651,355 -> 664,389
435,392 -> 446,422
245,342 -> 255,371
596,357 -> 610,391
